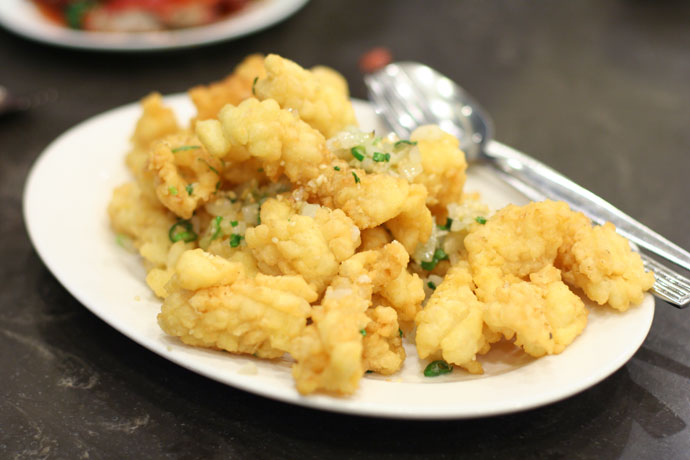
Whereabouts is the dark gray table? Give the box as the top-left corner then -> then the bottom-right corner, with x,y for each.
2,1 -> 689,458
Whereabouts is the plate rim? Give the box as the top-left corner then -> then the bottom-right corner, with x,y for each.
22,93 -> 655,419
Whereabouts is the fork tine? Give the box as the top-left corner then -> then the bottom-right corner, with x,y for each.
365,67 -> 433,137
640,253 -> 690,307
365,74 -> 411,138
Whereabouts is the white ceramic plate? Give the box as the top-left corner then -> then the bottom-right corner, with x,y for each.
23,95 -> 654,419
0,0 -> 309,51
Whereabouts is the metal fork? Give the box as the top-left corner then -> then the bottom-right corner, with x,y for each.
640,254 -> 690,306
365,62 -> 690,307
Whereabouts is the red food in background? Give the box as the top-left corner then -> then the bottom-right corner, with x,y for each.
359,47 -> 393,74
31,0 -> 251,30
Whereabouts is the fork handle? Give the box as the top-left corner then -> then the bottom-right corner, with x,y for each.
483,140 -> 690,272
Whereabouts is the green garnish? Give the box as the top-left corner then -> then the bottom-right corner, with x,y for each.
172,145 -> 200,153
420,261 -> 436,271
252,76 -> 258,96
475,216 -> 487,225
65,1 -> 92,29
168,220 -> 197,243
333,166 -> 341,171
350,146 -> 365,161
229,234 -> 243,248
352,172 -> 360,184
230,220 -> 239,227
420,248 -> 449,271
115,233 -> 130,248
198,158 -> 220,175
185,184 -> 194,196
168,186 -> 178,196
257,168 -> 264,173
365,370 -> 374,374
372,152 -> 390,162
438,217 -> 452,231
215,181 -> 221,192
373,136 -> 382,145
359,329 -> 367,336
229,197 -> 237,203
398,328 -> 403,337
434,248 -> 448,261
394,140 -> 417,148
424,360 -> 453,377
210,216 -> 223,241
427,281 -> 437,290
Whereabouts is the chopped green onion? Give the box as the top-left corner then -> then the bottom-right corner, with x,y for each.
172,145 -> 200,153
168,220 -> 197,243
350,146 -> 365,161
333,166 -> 341,171
115,233 -> 130,248
424,360 -> 453,377
257,168 -> 264,173
359,329 -> 367,336
475,216 -> 487,225
210,216 -> 223,241
198,158 -> 219,175
65,1 -> 92,29
372,152 -> 390,162
394,140 -> 417,148
252,76 -> 258,96
398,328 -> 403,337
168,186 -> 178,196
420,260 -> 436,271
352,172 -> 360,184
421,248 -> 449,271
427,281 -> 437,290
229,234 -> 243,248
365,370 -> 373,374
215,181 -> 221,192
434,248 -> 449,261
229,197 -> 237,203
373,136 -> 382,145
230,220 -> 239,227
185,184 -> 194,196
438,217 -> 452,231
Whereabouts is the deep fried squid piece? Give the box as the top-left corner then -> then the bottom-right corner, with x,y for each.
108,181 -> 178,269
189,54 -> 265,122
149,133 -> 223,219
290,277 -> 371,394
126,93 -> 180,199
559,221 -> 655,311
254,54 -> 357,138
384,183 -> 433,253
196,98 -> 331,185
362,305 -> 405,375
465,200 -> 652,356
415,262 -> 496,374
245,198 -> 360,294
358,226 -> 392,251
410,125 -> 467,212
305,166 -> 433,253
158,269 -> 317,359
340,241 -> 425,325
481,265 -> 588,357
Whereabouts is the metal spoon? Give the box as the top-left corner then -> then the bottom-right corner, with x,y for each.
364,61 -> 690,274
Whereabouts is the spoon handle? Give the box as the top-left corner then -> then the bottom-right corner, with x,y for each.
483,140 -> 690,272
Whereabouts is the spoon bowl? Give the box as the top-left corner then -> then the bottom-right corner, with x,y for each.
364,62 -> 493,161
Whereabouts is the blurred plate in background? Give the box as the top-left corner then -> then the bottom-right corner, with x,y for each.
0,0 -> 309,51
